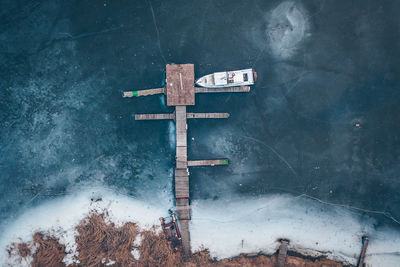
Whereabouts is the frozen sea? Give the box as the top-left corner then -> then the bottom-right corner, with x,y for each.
0,0 -> 399,266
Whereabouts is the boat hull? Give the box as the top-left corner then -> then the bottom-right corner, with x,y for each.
196,69 -> 256,88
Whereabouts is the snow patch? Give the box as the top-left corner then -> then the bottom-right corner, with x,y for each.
190,195 -> 400,266
267,1 -> 310,59
131,249 -> 140,260
2,189 -> 399,266
0,188 -> 168,266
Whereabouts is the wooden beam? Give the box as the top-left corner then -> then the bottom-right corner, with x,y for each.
186,112 -> 229,119
135,113 -> 174,120
276,240 -> 289,267
187,159 -> 229,167
175,106 -> 187,147
123,87 -> 164,97
175,198 -> 191,255
175,168 -> 189,198
178,219 -> 191,256
358,236 -> 369,267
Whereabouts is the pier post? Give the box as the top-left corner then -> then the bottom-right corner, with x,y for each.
276,239 -> 289,267
357,236 -> 369,267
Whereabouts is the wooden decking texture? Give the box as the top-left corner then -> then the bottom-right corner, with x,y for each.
166,64 -> 195,106
135,113 -> 174,120
186,112 -> 229,119
187,159 -> 228,166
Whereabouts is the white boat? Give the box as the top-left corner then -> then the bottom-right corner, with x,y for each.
195,68 -> 257,88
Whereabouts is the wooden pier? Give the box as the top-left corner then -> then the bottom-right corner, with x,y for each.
124,64 -> 250,255
135,113 -> 175,120
187,159 -> 228,167
135,112 -> 229,121
186,112 -> 229,119
276,239 -> 289,267
123,87 -> 164,97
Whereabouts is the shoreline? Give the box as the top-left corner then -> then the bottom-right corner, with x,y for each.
6,212 -> 346,267
1,190 -> 399,266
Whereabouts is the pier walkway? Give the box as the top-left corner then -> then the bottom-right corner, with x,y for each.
123,64 -> 250,255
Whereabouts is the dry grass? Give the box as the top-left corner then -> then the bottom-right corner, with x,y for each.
8,212 -> 344,267
31,233 -> 66,267
74,213 -> 139,266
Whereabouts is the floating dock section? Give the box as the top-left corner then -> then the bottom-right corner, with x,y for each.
123,64 -> 250,255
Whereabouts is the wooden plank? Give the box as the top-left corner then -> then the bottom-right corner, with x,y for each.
178,219 -> 191,255
166,64 -> 195,106
358,236 -> 369,267
175,187 -> 189,198
194,86 -> 250,93
188,159 -> 229,167
186,112 -> 229,119
176,198 -> 189,206
135,113 -> 174,120
176,205 -> 191,220
175,106 -> 187,147
175,169 -> 189,198
174,168 -> 189,177
175,190 -> 189,198
276,240 -> 289,267
176,146 -> 187,168
123,87 -> 164,97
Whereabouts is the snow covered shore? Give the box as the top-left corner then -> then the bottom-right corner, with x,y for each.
1,189 -> 399,266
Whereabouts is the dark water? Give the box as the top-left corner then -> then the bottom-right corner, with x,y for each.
1,0 -> 399,231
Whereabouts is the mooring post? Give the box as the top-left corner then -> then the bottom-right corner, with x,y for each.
357,236 -> 369,267
276,239 -> 289,267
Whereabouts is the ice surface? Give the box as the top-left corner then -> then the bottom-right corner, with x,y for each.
190,195 -> 400,266
267,1 -> 309,59
168,120 -> 176,150
1,190 -> 399,266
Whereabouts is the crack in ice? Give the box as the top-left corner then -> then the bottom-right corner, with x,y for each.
241,135 -> 298,178
147,0 -> 167,64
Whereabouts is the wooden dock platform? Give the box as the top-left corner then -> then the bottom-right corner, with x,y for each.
135,112 -> 229,121
166,64 -> 195,106
126,64 -> 251,256
174,104 -> 191,254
